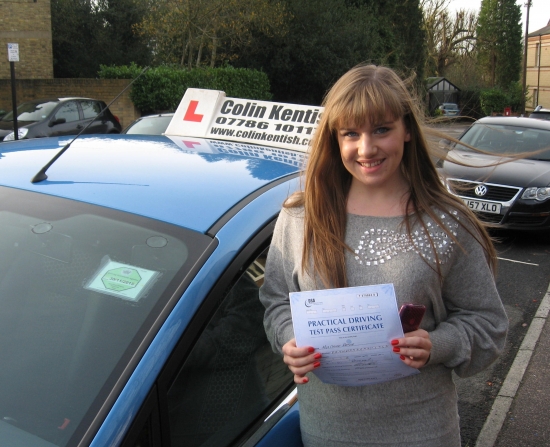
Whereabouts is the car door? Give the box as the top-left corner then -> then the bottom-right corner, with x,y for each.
79,100 -> 109,134
48,101 -> 85,137
121,222 -> 302,447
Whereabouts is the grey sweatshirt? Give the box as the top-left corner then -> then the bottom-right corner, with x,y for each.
259,207 -> 508,447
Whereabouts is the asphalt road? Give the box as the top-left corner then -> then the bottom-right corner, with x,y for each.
456,229 -> 550,446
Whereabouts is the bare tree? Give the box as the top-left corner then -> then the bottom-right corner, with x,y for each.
136,0 -> 288,67
422,0 -> 477,77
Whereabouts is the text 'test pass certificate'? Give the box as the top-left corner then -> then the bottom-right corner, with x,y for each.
290,284 -> 419,386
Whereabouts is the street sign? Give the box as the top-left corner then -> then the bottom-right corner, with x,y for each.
7,43 -> 19,62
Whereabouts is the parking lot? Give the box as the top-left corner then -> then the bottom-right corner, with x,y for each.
456,229 -> 550,446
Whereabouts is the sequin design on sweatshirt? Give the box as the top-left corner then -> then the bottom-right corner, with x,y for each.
353,212 -> 459,267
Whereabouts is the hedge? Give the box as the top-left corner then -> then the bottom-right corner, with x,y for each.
479,82 -> 523,116
98,64 -> 272,114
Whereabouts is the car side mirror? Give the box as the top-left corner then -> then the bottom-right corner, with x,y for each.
49,117 -> 66,127
438,138 -> 452,149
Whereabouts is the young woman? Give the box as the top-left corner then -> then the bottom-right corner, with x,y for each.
259,65 -> 508,447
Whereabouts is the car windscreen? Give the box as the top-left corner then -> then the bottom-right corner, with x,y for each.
529,111 -> 550,120
124,115 -> 173,135
0,187 -> 212,447
457,123 -> 550,160
1,101 -> 59,122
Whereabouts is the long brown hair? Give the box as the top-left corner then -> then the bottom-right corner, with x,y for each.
285,64 -> 496,288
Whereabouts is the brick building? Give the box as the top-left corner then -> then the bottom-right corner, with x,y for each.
0,0 -> 54,79
526,21 -> 550,111
0,0 -> 139,127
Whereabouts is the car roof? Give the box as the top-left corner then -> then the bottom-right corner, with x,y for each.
20,97 -> 97,104
474,116 -> 550,130
138,113 -> 175,118
0,134 -> 303,233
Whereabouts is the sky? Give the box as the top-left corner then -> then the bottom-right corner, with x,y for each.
447,0 -> 550,34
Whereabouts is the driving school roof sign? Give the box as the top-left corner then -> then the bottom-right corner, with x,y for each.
164,88 -> 323,152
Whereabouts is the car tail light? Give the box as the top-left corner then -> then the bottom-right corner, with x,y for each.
114,115 -> 121,124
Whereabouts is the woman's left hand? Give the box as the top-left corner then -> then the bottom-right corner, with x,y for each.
390,329 -> 432,369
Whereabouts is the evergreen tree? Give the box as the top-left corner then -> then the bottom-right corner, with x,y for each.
51,0 -> 151,78
381,0 -> 426,82
236,0 -> 425,104
476,0 -> 522,88
51,0 -> 99,77
94,0 -> 152,69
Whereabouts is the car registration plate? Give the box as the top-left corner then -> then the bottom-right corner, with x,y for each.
463,199 -> 501,214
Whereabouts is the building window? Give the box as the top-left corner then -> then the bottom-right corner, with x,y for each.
533,89 -> 538,107
535,43 -> 540,67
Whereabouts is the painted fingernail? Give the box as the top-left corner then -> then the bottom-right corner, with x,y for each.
400,355 -> 406,360
392,347 -> 400,353
302,377 -> 309,384
391,339 -> 399,346
308,347 -> 315,353
314,353 -> 322,359
313,361 -> 321,368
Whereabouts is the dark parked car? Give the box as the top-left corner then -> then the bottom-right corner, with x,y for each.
440,116 -> 550,230
529,106 -> 550,121
0,98 -> 121,142
122,113 -> 174,135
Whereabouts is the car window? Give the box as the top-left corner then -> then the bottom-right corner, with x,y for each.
80,100 -> 102,119
124,116 -> 173,135
1,101 -> 59,122
529,112 -> 550,120
458,124 -> 550,159
54,101 -> 80,123
0,187 -> 211,447
166,246 -> 292,447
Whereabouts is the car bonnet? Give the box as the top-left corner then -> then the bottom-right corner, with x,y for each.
443,150 -> 550,188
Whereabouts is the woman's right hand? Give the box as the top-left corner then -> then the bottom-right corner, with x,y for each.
282,338 -> 322,384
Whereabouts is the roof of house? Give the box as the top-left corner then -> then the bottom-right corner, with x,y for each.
425,77 -> 460,92
528,21 -> 550,37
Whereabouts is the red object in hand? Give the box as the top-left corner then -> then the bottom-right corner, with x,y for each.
399,303 -> 426,333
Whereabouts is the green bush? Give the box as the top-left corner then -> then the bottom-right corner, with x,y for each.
459,90 -> 483,120
98,62 -> 144,79
479,89 -> 508,116
98,64 -> 272,114
505,81 -> 524,112
479,82 -> 523,116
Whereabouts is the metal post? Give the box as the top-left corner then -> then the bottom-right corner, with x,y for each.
10,61 -> 18,140
521,1 -> 531,115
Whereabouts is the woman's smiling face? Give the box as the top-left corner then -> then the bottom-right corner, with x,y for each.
337,115 -> 411,194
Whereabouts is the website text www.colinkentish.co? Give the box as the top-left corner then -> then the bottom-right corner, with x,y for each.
210,125 -> 312,146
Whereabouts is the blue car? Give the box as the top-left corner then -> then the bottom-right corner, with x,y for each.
0,88 -> 316,447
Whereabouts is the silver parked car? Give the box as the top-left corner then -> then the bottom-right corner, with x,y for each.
438,103 -> 460,116
122,113 -> 174,135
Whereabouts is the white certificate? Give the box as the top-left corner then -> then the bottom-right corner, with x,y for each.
290,284 -> 419,386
